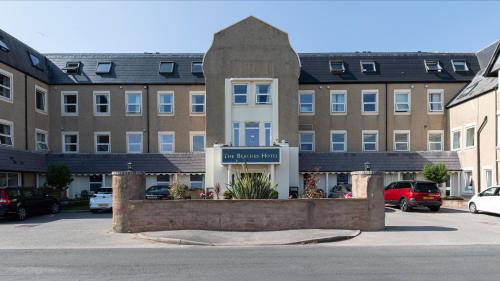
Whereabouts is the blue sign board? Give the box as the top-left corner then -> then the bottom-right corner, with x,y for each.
221,147 -> 280,164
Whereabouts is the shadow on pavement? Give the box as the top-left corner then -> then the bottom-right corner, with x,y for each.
384,208 -> 396,213
385,226 -> 458,232
0,211 -> 112,225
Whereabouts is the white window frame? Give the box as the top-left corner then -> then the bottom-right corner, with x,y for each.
125,91 -> 142,116
299,131 -> 315,152
35,128 -> 48,151
264,122 -> 272,146
427,89 -> 444,113
190,91 -> 206,115
158,131 -> 175,154
255,83 -> 272,104
463,169 -> 473,194
330,130 -> 347,152
232,83 -> 248,105
93,91 -> 111,116
0,118 -> 14,147
190,174 -> 204,189
232,122 -> 240,146
61,91 -> 78,116
298,90 -> 314,115
451,127 -> 461,151
427,130 -> 444,151
190,131 -> 206,152
157,91 -> 175,116
451,60 -> 469,72
330,90 -> 347,115
482,167 -> 493,189
394,89 -> 411,114
126,132 -> 143,154
35,85 -> 48,114
62,131 -> 79,153
0,68 -> 13,103
464,124 -> 476,149
362,130 -> 379,152
94,131 -> 111,153
360,61 -> 377,73
361,90 -> 379,115
393,130 -> 410,152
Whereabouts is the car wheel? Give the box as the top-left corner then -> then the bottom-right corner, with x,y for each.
469,202 -> 478,214
50,202 -> 60,214
17,206 -> 27,221
429,206 -> 440,212
400,198 -> 411,212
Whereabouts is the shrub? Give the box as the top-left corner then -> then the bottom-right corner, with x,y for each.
200,191 -> 214,200
223,190 -> 233,200
169,175 -> 189,200
46,164 -> 73,199
302,170 -> 323,199
226,164 -> 278,199
422,163 -> 449,185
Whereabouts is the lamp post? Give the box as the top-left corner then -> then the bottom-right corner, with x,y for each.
364,161 -> 372,172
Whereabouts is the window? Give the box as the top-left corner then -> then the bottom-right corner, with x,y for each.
0,69 -> 13,101
159,62 -> 174,74
94,91 -> 110,116
0,119 -> 13,146
394,90 -> 410,113
0,173 -> 19,187
452,130 -> 461,150
191,132 -> 205,152
394,131 -> 410,151
232,122 -> 240,146
191,62 -> 203,73
362,131 -> 378,152
331,90 -> 346,113
0,38 -> 9,52
465,126 -> 475,148
61,92 -> 78,116
158,91 -> 174,115
256,84 -> 271,104
95,132 -> 111,153
126,92 -> 142,115
264,122 -> 272,146
35,86 -> 47,113
424,60 -> 442,72
299,132 -> 315,152
360,61 -> 376,73
428,89 -> 444,112
190,92 -> 205,114
233,84 -> 248,105
89,175 -> 103,192
158,132 -> 175,153
96,62 -> 112,74
35,129 -> 48,151
484,169 -> 493,188
29,53 -> 43,70
337,173 -> 349,185
245,122 -> 260,146
127,132 -> 143,153
362,90 -> 378,113
331,131 -> 346,152
463,171 -> 473,193
63,62 -> 81,74
62,132 -> 78,153
299,91 -> 314,113
452,60 -> 469,72
190,175 -> 204,189
427,131 -> 444,151
157,175 -> 170,185
329,60 -> 345,73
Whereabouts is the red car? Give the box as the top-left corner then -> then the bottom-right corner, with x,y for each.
384,180 -> 442,212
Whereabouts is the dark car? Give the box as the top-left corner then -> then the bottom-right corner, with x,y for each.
0,187 -> 60,220
384,181 -> 442,212
145,185 -> 170,200
328,184 -> 353,198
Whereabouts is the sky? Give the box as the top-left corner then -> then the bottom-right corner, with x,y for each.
1,1 -> 499,54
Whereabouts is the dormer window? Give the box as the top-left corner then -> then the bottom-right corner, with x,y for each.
425,60 -> 442,72
96,62 -> 112,74
159,62 -> 174,74
64,62 -> 81,75
0,38 -> 8,52
29,52 -> 43,70
329,60 -> 345,73
451,60 -> 469,72
191,62 -> 203,73
360,61 -> 376,73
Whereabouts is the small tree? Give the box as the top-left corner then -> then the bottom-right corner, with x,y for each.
46,164 -> 73,196
303,168 -> 323,199
422,163 -> 449,189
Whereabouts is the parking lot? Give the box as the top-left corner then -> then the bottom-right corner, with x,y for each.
0,207 -> 499,249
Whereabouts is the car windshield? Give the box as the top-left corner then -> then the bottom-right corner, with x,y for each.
97,188 -> 112,194
412,182 -> 439,193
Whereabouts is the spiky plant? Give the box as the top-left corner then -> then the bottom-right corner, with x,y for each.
226,164 -> 278,199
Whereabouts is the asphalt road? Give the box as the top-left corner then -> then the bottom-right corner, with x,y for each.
1,245 -> 499,281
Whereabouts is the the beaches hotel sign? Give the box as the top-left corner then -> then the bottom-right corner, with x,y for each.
221,147 -> 281,164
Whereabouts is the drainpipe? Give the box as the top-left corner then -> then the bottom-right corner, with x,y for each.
476,116 -> 488,192
145,85 -> 150,153
385,83 -> 388,151
24,74 -> 28,150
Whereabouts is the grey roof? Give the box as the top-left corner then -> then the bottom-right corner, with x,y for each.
46,153 -> 205,174
447,41 -> 499,108
298,151 -> 462,172
0,147 -> 47,173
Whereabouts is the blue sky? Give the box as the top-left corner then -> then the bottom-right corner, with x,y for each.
1,1 -> 499,54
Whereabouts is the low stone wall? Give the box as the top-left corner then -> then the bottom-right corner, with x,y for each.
442,199 -> 468,209
112,171 -> 385,233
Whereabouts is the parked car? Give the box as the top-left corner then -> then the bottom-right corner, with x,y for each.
145,185 -> 170,200
384,181 -> 442,212
89,187 -> 112,213
468,186 -> 500,215
328,184 -> 352,198
0,187 -> 60,220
